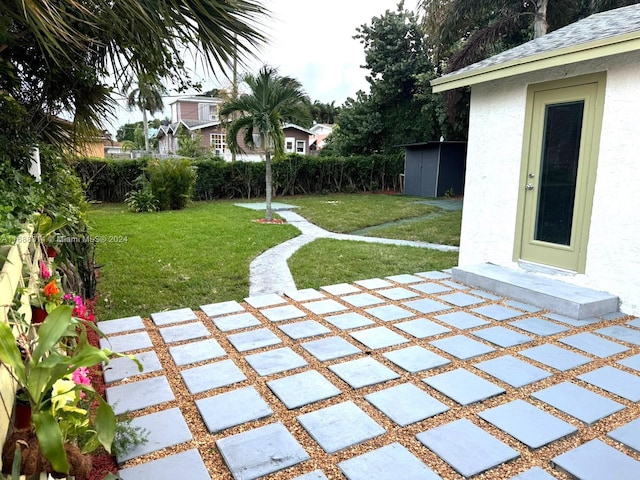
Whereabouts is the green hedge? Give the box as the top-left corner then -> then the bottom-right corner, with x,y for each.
72,154 -> 404,202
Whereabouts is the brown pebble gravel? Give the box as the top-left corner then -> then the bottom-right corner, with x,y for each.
106,278 -> 640,479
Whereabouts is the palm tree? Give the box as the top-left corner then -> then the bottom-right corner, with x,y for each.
221,66 -> 311,221
126,75 -> 166,152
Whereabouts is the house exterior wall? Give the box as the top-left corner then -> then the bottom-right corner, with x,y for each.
283,128 -> 310,155
460,50 -> 640,314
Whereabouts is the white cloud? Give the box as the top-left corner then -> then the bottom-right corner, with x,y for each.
107,0 -> 419,133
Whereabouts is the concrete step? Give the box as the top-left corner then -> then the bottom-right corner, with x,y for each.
452,264 -> 618,320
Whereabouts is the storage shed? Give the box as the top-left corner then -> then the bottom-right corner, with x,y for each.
402,142 -> 467,197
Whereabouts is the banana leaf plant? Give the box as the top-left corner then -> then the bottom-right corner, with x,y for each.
0,305 -> 141,474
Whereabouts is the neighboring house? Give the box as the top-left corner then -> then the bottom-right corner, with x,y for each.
283,123 -> 313,155
309,123 -> 334,153
431,4 -> 640,315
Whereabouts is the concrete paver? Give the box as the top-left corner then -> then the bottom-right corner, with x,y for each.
377,287 -> 419,300
475,355 -> 551,388
424,368 -> 505,405
181,359 -> 246,394
519,344 -> 592,371
104,350 -> 162,383
278,319 -> 331,339
244,347 -> 308,376
159,321 -> 209,343
509,317 -> 569,336
365,304 -> 414,322
435,311 -> 489,329
119,450 -> 209,480
100,331 -> 152,353
261,304 -> 307,322
394,318 -> 451,338
98,315 -> 144,335
267,370 -> 341,409
349,326 -> 409,350
227,328 -> 282,352
301,336 -> 361,361
324,312 -> 374,330
197,386 -> 273,433
342,293 -> 385,308
608,417 -> 640,453
578,366 -> 640,401
559,332 -> 629,358
150,307 -> 197,326
106,376 -> 174,415
429,334 -> 495,360
329,357 -> 400,388
212,312 -> 262,332
168,338 -> 226,366
365,383 -> 448,426
303,299 -> 347,315
552,439 -> 640,480
472,326 -> 534,348
383,345 -> 450,373
200,300 -> 245,317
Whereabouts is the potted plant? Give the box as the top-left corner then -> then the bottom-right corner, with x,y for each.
0,305 -> 141,477
29,262 -> 62,324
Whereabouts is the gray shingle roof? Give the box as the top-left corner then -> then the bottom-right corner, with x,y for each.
435,4 -> 640,82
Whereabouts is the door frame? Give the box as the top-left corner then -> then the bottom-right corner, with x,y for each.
513,72 -> 607,273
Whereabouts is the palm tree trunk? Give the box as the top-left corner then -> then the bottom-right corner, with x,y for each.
534,0 -> 549,38
142,108 -> 150,152
263,134 -> 273,221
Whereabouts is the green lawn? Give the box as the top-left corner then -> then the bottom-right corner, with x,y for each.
366,210 -> 462,246
90,202 -> 298,320
289,239 -> 458,289
90,194 -> 460,320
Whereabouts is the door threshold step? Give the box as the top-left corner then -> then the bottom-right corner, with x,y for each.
452,263 -> 618,320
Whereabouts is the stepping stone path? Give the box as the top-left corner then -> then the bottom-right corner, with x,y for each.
100,272 -> 640,479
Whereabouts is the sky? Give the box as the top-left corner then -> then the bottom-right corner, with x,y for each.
108,0 -> 420,134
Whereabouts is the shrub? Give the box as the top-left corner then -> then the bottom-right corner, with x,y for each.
146,158 -> 197,210
125,188 -> 158,212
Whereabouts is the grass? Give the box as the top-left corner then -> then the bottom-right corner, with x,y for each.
285,193 -> 438,233
366,210 -> 462,245
89,202 -> 298,320
289,239 -> 458,289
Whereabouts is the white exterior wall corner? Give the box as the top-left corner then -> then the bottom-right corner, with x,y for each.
460,51 -> 640,315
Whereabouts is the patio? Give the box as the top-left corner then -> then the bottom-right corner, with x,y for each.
100,270 -> 640,479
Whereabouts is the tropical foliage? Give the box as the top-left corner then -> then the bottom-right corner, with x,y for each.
220,66 -> 311,220
126,75 -> 167,152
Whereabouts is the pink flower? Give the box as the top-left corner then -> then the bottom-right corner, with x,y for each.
63,293 -> 73,301
72,367 -> 91,399
39,261 -> 51,280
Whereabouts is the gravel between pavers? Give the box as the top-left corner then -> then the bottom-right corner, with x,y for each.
109,278 -> 640,480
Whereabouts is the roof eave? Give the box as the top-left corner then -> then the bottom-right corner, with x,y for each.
431,31 -> 640,93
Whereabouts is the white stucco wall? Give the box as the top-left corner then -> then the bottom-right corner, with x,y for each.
459,51 -> 640,315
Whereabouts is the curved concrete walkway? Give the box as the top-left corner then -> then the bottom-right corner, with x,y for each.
249,210 -> 459,296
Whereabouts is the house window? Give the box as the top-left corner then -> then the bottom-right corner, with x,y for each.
210,133 -> 227,155
285,137 -> 295,153
199,103 -> 219,121
296,140 -> 306,154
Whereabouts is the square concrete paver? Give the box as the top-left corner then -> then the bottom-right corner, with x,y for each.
473,326 -> 534,348
329,357 -> 400,388
245,347 -> 308,376
342,293 -> 385,308
261,304 -> 307,322
509,318 -> 569,336
117,407 -> 192,463
350,326 -> 409,350
267,370 -> 341,409
99,316 -> 144,335
100,331 -> 153,353
434,311 -> 490,329
430,335 -> 495,360
416,270 -> 451,280
386,273 -> 424,284
366,304 -> 414,322
104,351 -> 162,384
159,321 -> 210,344
297,401 -> 385,453
107,376 -> 174,415
441,279 -> 468,289
181,359 -> 247,394
532,381 -> 624,425
394,319 -> 451,338
304,299 -> 348,315
618,353 -> 640,371
417,418 -> 519,478
355,278 -> 393,289
404,298 -> 451,315
119,449 -> 209,480
383,345 -> 450,373
438,292 -> 485,307
424,368 -> 505,405
377,287 -> 419,300
472,304 -> 523,321
325,312 -> 374,330
578,366 -> 640,401
559,332 -> 629,358
365,383 -> 449,426
519,344 -> 591,371
284,288 -> 326,302
338,442 -> 442,480
216,422 -> 310,480
213,312 -> 262,332
244,293 -> 286,308
411,282 -> 452,294
474,355 -> 551,388
320,283 -> 361,295
278,320 -> 331,339
150,308 -> 197,326
169,338 -> 226,366
552,439 -> 640,480
301,336 -> 361,361
608,417 -> 640,453
596,325 -> 640,346
197,386 -> 273,433
200,300 -> 245,317
227,328 -> 282,352
479,399 -> 577,449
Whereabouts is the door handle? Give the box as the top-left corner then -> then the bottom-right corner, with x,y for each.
525,183 -> 534,190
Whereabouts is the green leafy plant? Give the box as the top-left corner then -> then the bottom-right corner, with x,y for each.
111,416 -> 149,457
0,306 -> 141,474
125,189 -> 158,213
146,158 -> 197,210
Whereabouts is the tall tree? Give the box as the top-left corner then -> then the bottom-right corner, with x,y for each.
220,66 -> 311,221
126,75 -> 166,152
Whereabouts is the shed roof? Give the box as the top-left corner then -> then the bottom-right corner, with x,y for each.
431,4 -> 640,92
